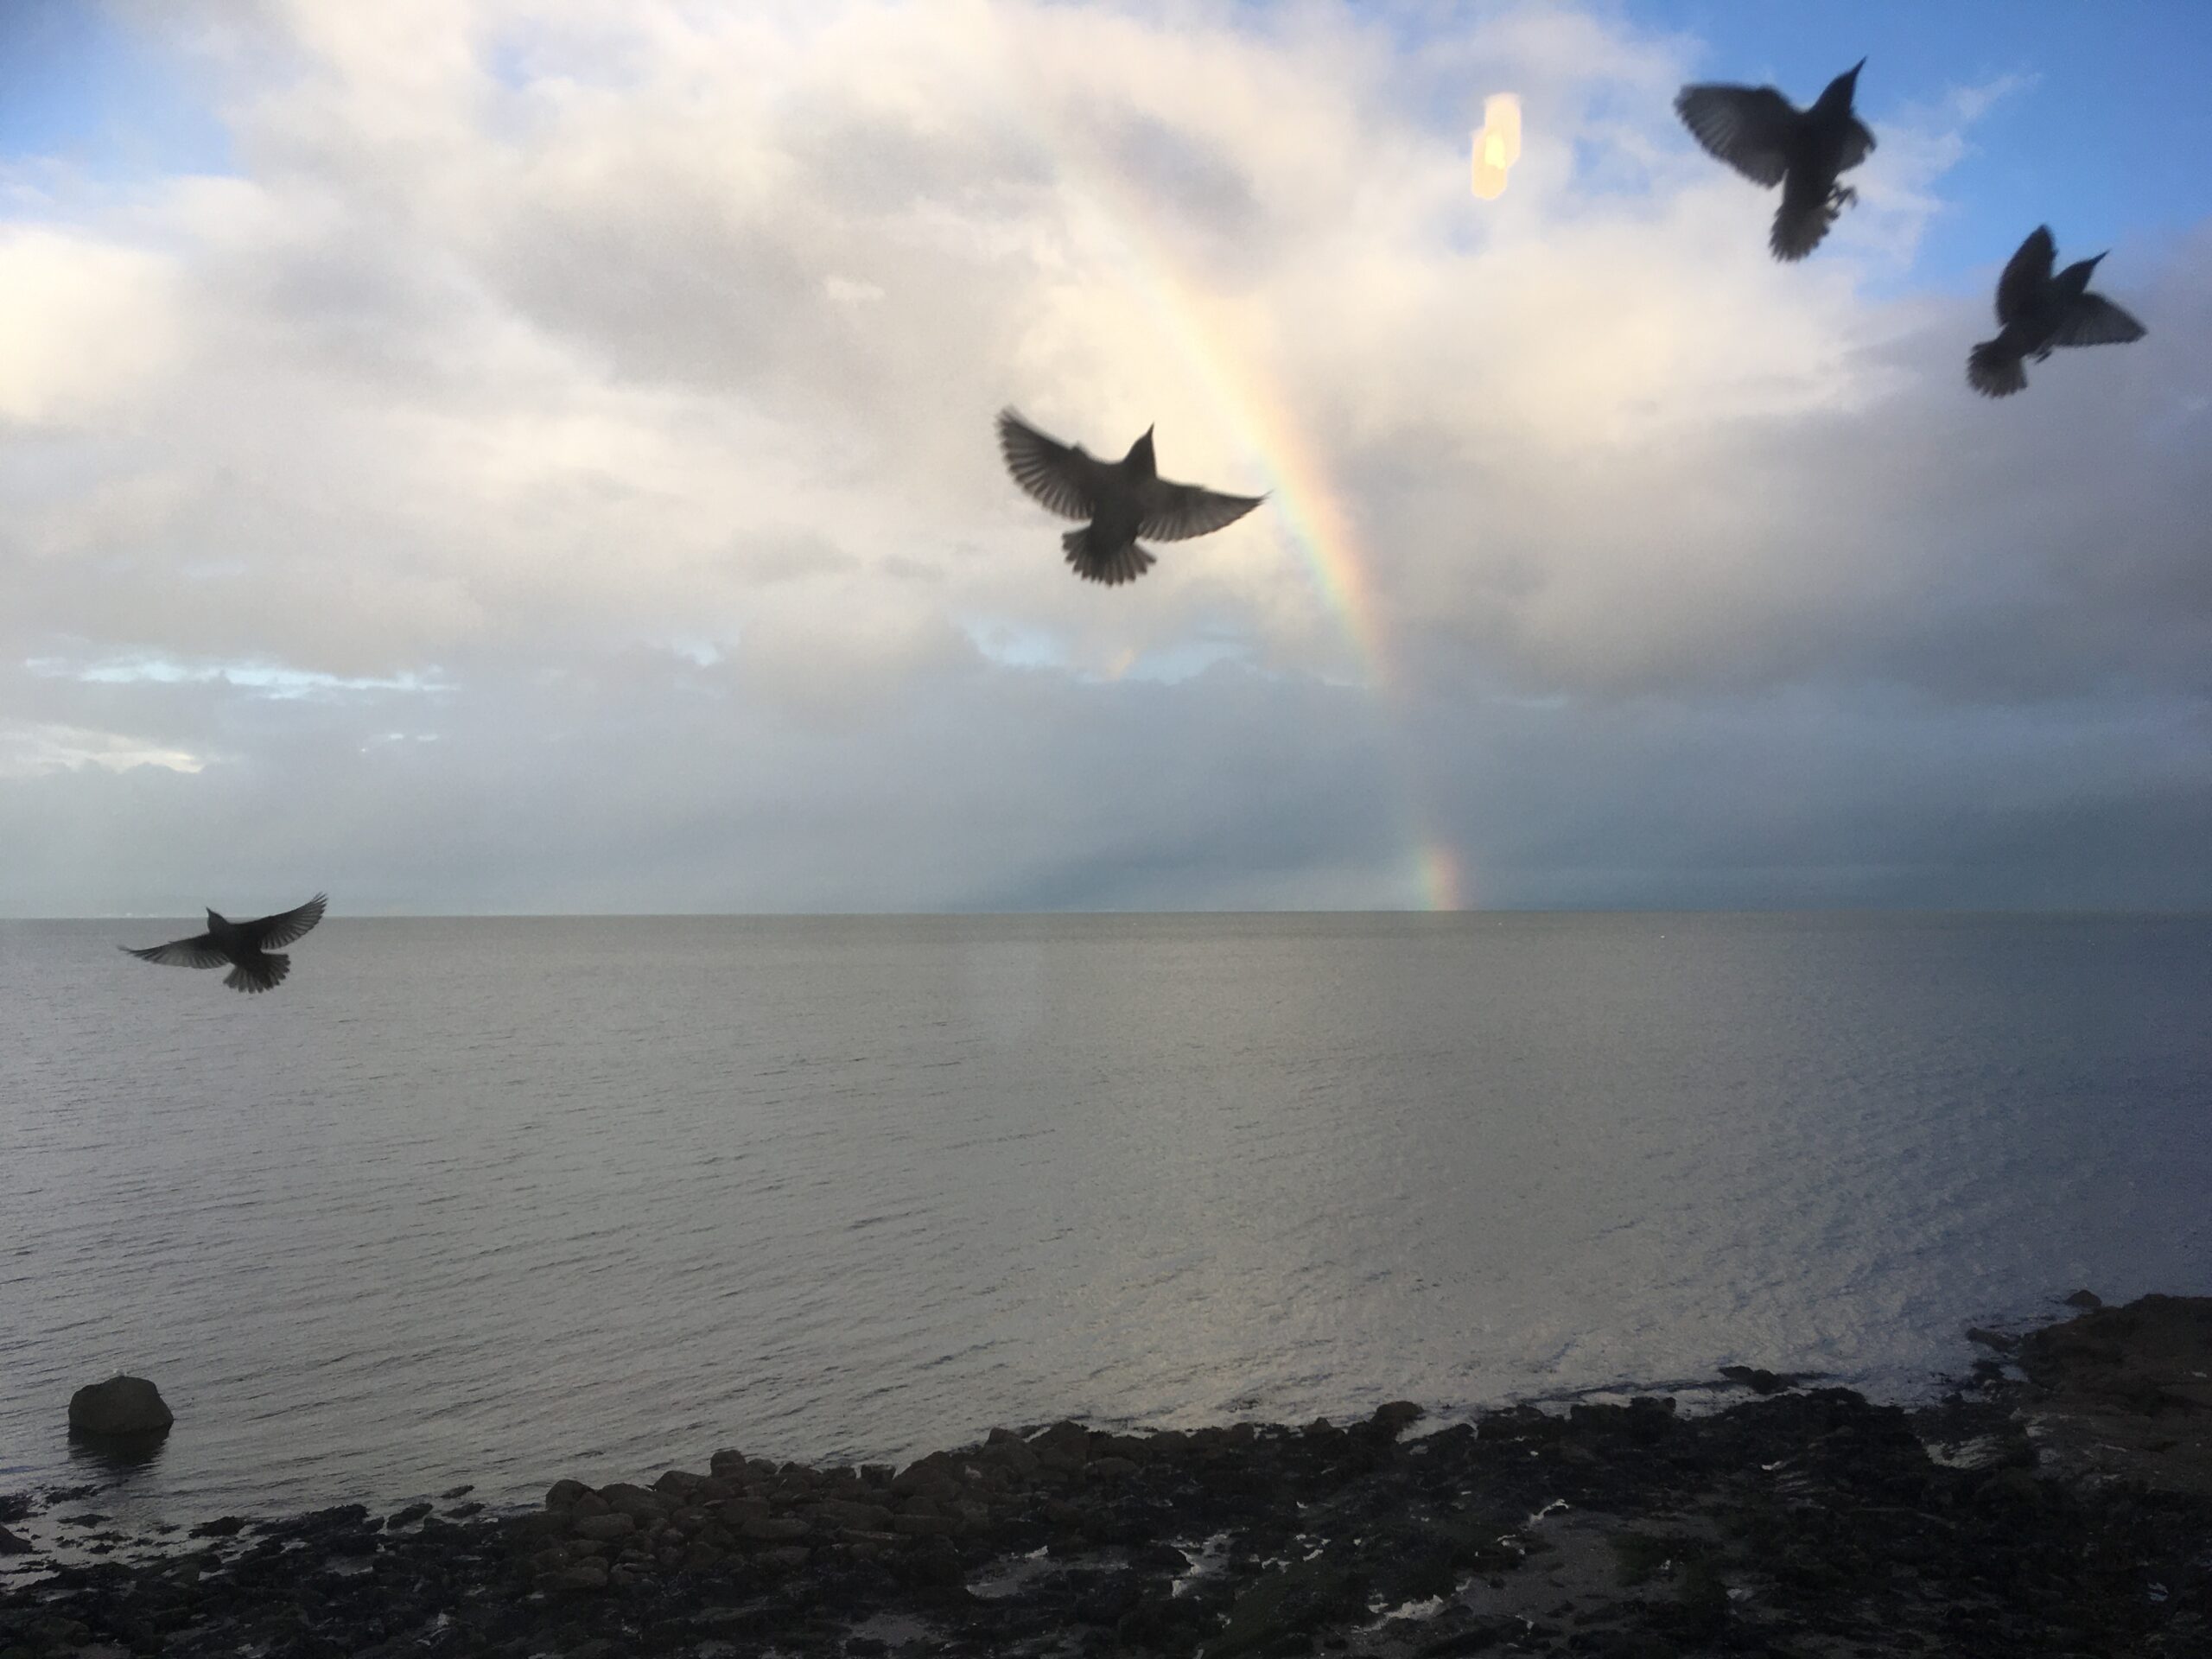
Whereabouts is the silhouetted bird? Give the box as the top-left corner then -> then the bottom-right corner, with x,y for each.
997,408 -> 1265,586
1675,60 -> 1875,261
1967,226 -> 2146,398
122,893 -> 327,994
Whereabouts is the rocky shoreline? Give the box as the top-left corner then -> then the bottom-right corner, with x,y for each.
4,1295 -> 2209,1658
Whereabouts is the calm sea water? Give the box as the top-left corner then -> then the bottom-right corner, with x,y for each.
2,913 -> 2208,1530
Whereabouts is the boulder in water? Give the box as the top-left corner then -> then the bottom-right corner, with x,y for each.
68,1375 -> 175,1440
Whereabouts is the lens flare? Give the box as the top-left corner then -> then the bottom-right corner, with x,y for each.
1471,93 -> 1522,200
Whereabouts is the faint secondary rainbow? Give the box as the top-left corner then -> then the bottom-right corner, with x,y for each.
1001,54 -> 1465,910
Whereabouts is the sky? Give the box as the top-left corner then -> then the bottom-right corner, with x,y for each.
1,0 -> 2207,915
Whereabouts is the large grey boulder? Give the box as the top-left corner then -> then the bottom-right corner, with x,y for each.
68,1375 -> 175,1440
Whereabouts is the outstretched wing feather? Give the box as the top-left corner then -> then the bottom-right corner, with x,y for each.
1674,85 -> 1798,188
2051,295 -> 2146,348
1995,227 -> 2056,327
996,410 -> 1094,520
1138,480 -> 1265,543
250,893 -> 327,949
123,936 -> 228,969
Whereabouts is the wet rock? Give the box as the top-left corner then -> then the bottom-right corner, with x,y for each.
385,1503 -> 431,1528
1967,1326 -> 2019,1352
811,1499 -> 893,1532
2063,1288 -> 2104,1310
741,1516 -> 810,1542
1369,1401 -> 1424,1439
1718,1364 -> 1783,1395
571,1513 -> 634,1542
67,1376 -> 174,1440
2013,1294 -> 2212,1491
0,1528 -> 32,1555
556,1558 -> 609,1592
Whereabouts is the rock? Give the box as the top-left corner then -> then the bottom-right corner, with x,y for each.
386,1503 -> 431,1528
740,1516 -> 810,1542
890,1454 -> 961,1498
1369,1401 -> 1424,1439
67,1376 -> 174,1440
2012,1293 -> 2212,1492
556,1558 -> 609,1592
188,1516 -> 246,1538
891,1513 -> 957,1537
1967,1326 -> 2019,1353
810,1499 -> 893,1532
594,1483 -> 668,1519
708,1447 -> 748,1478
571,1513 -> 635,1542
545,1479 -> 589,1510
0,1525 -> 33,1554
2063,1289 -> 2104,1310
1719,1365 -> 1784,1395
438,1484 -> 474,1500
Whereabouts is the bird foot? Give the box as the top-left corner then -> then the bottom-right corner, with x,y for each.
1827,184 -> 1859,211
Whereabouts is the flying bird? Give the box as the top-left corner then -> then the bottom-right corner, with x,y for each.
1967,226 -> 2146,398
996,408 -> 1265,587
122,893 -> 328,995
1675,60 -> 1875,261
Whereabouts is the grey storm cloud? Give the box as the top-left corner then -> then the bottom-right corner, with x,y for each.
2,0 -> 2207,914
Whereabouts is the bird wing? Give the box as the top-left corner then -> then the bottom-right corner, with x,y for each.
1674,86 -> 1798,187
247,893 -> 327,949
1839,116 -> 1876,172
1995,226 -> 2056,327
2052,295 -> 2146,348
996,409 -> 1095,521
1137,478 -> 1266,543
123,935 -> 228,969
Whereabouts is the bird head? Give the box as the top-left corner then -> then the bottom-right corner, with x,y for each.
1124,426 -> 1157,476
1820,58 -> 1866,108
206,908 -> 226,928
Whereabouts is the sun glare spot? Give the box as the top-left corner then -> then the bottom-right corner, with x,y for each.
1471,94 -> 1522,200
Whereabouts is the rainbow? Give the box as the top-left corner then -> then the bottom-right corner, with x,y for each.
1003,70 -> 1467,911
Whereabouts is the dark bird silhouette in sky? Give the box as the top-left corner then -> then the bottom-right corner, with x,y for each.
122,893 -> 328,994
997,408 -> 1266,587
1675,60 -> 1875,262
1967,226 -> 2146,398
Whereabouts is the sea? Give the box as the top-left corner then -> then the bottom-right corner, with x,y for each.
2,912 -> 2208,1532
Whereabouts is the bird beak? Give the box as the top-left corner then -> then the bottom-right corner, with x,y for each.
1850,57 -> 1866,75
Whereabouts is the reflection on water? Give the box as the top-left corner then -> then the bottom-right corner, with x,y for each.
2,912 -> 2208,1529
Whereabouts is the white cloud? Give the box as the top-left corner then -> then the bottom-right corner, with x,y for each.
1,0 -> 2205,911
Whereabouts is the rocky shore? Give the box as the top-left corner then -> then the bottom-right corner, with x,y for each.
4,1295 -> 2209,1658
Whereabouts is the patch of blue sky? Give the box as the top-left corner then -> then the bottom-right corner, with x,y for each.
961,618 -> 1071,673
1634,0 -> 2212,290
1113,638 -> 1249,684
0,0 -> 233,182
1404,3 -> 2212,299
26,654 -> 449,698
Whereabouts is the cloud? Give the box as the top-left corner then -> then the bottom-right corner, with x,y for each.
2,0 -> 2206,912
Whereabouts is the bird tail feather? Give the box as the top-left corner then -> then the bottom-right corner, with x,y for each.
1770,195 -> 1838,262
226,953 -> 289,995
1062,528 -> 1156,587
1967,339 -> 2027,398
